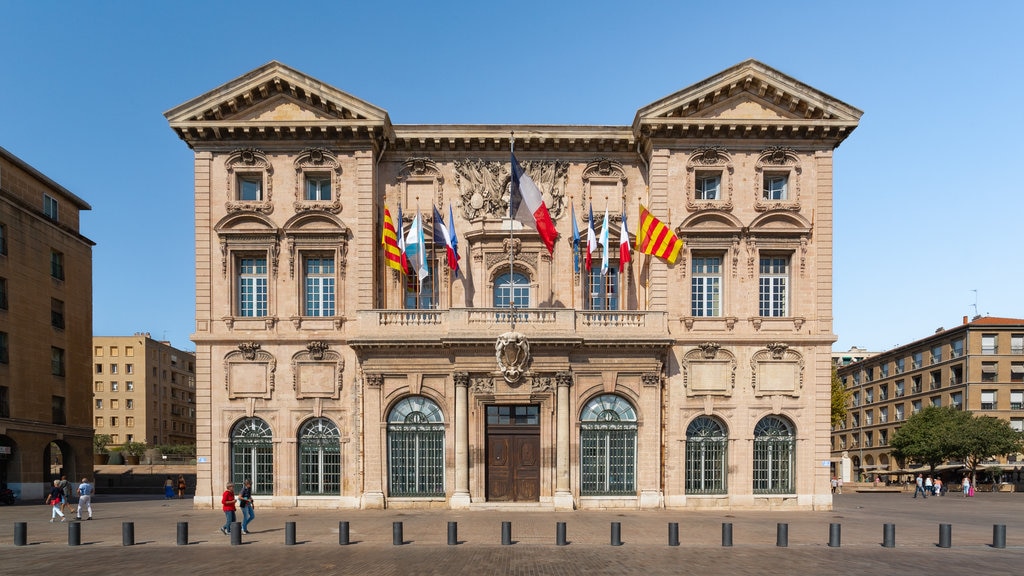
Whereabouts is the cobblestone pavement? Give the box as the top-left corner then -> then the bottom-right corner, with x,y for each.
2,491 -> 1023,575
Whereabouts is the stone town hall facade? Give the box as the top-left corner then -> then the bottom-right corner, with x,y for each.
166,60 -> 860,510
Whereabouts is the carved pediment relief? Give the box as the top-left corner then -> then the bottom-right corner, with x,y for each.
291,341 -> 344,399
225,342 -> 276,399
454,158 -> 567,221
749,342 -> 804,397
681,343 -> 737,396
242,97 -> 334,122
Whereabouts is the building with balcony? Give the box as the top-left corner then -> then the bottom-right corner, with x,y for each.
92,334 -> 196,450
166,60 -> 860,510
0,145 -> 94,499
832,316 -> 1024,481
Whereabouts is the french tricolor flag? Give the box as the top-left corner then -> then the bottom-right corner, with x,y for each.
432,205 -> 460,277
510,154 -> 558,254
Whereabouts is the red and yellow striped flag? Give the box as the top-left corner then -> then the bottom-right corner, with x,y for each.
636,204 -> 682,264
381,205 -> 404,272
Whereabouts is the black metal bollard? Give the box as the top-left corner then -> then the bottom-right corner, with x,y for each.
392,521 -> 403,545
14,522 -> 27,546
993,524 -> 1006,549
447,521 -> 457,545
556,522 -> 567,546
122,521 -> 135,546
776,523 -> 788,547
285,521 -> 296,545
882,523 -> 896,548
68,522 -> 81,546
338,521 -> 350,546
938,523 -> 951,548
828,523 -> 841,547
177,521 -> 189,545
501,521 -> 512,545
230,522 -> 241,546
721,522 -> 733,547
610,522 -> 622,546
668,522 -> 679,547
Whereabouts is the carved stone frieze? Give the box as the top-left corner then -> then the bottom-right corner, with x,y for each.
453,372 -> 470,388
531,375 -> 553,393
454,158 -> 567,221
364,373 -> 383,388
556,371 -> 573,389
471,376 -> 495,395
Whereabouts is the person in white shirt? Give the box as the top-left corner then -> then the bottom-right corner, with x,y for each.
77,478 -> 94,520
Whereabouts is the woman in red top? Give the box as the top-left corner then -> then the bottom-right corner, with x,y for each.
220,482 -> 236,534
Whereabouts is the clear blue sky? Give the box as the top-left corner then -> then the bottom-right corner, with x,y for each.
3,0 -> 1022,353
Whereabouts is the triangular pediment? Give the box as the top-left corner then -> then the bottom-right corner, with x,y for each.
633,60 -> 861,143
166,61 -> 392,146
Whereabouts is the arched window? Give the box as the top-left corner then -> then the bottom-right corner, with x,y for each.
493,272 -> 529,309
231,417 -> 273,494
387,396 -> 445,497
752,415 -> 795,494
298,418 -> 341,495
685,416 -> 728,494
580,394 -> 637,495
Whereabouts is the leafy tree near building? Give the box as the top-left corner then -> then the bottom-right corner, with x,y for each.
946,415 -> 1024,486
889,406 -> 960,474
830,366 -> 849,428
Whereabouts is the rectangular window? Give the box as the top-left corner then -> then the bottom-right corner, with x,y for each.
43,193 -> 59,220
109,346 -> 118,356
0,223 -> 6,255
237,174 -> 263,201
929,370 -> 941,390
50,250 -> 64,280
95,363 -> 103,374
930,345 -> 942,364
1011,418 -> 1024,432
0,277 -> 7,310
51,347 -> 65,376
126,346 -> 134,357
304,256 -> 335,316
52,396 -> 65,425
1012,363 -> 1024,383
111,381 -> 119,392
94,381 -> 103,392
763,173 -> 788,200
896,358 -> 905,374
864,410 -> 873,425
695,172 -> 720,200
0,386 -> 8,418
951,391 -> 963,409
864,431 -> 873,447
758,256 -> 789,317
404,270 -> 437,310
852,391 -> 860,407
912,352 -> 923,369
1009,390 -> 1023,410
982,361 -> 998,382
110,364 -> 118,375
50,298 -> 64,329
691,256 -> 721,316
879,383 -> 889,401
1011,334 -> 1024,355
95,416 -> 103,428
895,379 -> 905,397
865,367 -> 873,382
912,375 -> 922,393
895,404 -> 905,421
126,364 -> 134,374
931,396 -> 941,408
880,363 -> 889,378
912,400 -> 922,414
851,412 -> 860,427
587,265 -> 620,311
111,399 -> 119,410
126,416 -> 134,427
982,334 -> 998,355
95,399 -> 103,409
305,173 -> 332,201
981,390 -> 997,410
126,381 -> 134,391
951,339 -> 964,358
238,257 -> 268,317
879,406 -> 888,423
126,399 -> 134,410
110,417 -> 118,427
865,388 -> 874,403
879,429 -> 888,446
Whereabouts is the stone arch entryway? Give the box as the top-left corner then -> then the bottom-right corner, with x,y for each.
0,435 -> 18,489
44,440 -> 76,484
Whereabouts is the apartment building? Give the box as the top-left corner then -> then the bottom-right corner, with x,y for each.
92,334 -> 196,449
833,316 -> 1024,481
0,145 -> 94,499
167,60 -> 860,510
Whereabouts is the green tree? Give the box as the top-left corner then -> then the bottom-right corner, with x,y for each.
888,406 -> 963,474
830,366 -> 850,428
947,414 -> 1024,485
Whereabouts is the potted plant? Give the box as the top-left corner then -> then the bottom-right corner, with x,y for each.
122,441 -> 148,465
93,434 -> 112,465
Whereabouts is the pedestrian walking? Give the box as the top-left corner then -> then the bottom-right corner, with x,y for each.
177,474 -> 187,499
963,475 -> 972,497
239,479 -> 255,534
220,482 -> 236,534
46,480 -> 65,522
59,475 -> 73,514
924,475 -> 933,495
830,476 -> 838,494
836,477 -> 843,494
77,477 -> 94,520
934,477 -> 943,496
164,476 -> 175,499
913,474 -> 927,498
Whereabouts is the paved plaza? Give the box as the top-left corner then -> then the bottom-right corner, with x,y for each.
2,491 -> 1023,575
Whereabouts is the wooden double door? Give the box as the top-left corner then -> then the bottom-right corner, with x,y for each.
486,405 -> 540,502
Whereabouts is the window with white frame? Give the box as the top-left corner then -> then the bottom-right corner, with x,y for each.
880,363 -> 889,378
950,392 -> 962,409
695,172 -> 721,200
298,418 -> 341,495
685,416 -> 727,495
1010,390 -> 1023,410
387,396 -> 445,497
912,400 -> 922,414
752,415 -> 794,494
981,361 -> 998,382
691,256 -> 721,317
895,404 -> 905,421
237,257 -> 268,317
1013,364 -> 1024,383
895,379 -> 905,397
237,173 -> 263,201
303,256 -> 335,317
1012,334 -> 1024,354
494,272 -> 530,309
896,358 -> 905,374
980,390 -> 997,410
865,388 -> 874,403
1011,418 -> 1024,432
982,334 -> 998,355
912,352 -> 923,369
231,417 -> 274,494
931,345 -> 942,364
758,256 -> 789,317
879,406 -> 888,423
43,193 -> 58,221
931,396 -> 941,408
304,173 -> 332,201
586,264 -> 619,311
762,173 -> 788,200
50,250 -> 64,280
951,339 -> 964,358
580,394 -> 637,495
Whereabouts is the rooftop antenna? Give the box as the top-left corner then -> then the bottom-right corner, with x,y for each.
971,289 -> 979,319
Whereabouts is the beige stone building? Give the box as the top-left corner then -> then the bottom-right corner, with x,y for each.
166,60 -> 860,510
91,334 -> 196,450
0,145 -> 94,499
833,316 -> 1024,482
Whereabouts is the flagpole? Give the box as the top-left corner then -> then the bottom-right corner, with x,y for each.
508,131 -> 516,331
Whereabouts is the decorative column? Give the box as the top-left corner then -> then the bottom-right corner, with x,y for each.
554,371 -> 574,510
639,371 -> 665,509
451,372 -> 471,508
361,373 -> 385,509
